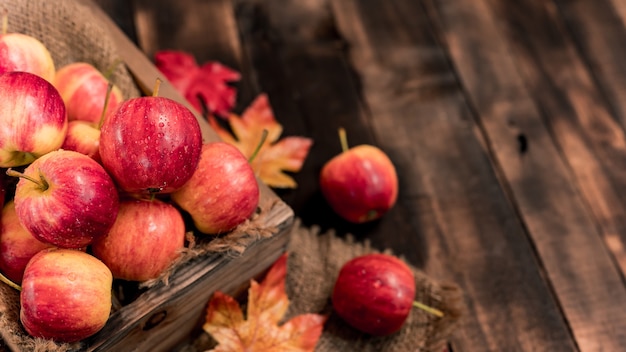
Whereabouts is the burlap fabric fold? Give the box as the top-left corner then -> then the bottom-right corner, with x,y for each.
184,220 -> 463,352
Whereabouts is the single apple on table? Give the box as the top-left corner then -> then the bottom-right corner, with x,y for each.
332,253 -> 416,336
8,149 -> 119,249
91,197 -> 186,282
0,71 -> 68,168
99,80 -> 202,195
320,128 -> 398,223
0,201 -> 55,284
171,142 -> 260,235
20,248 -> 112,343
54,62 -> 124,124
0,28 -> 55,82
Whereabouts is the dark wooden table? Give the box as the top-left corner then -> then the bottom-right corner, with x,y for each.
95,0 -> 626,350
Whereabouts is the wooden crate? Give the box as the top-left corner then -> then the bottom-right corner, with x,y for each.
2,1 -> 294,351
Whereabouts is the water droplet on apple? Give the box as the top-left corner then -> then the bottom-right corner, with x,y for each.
68,272 -> 77,281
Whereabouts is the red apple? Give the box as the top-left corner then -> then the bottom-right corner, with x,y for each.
332,253 -> 415,336
0,32 -> 55,82
54,62 -> 123,124
61,120 -> 101,162
320,128 -> 398,223
0,169 -> 6,210
0,71 -> 68,168
91,198 -> 185,282
9,149 -> 119,249
0,201 -> 55,283
20,248 -> 112,342
99,90 -> 202,195
171,142 -> 260,235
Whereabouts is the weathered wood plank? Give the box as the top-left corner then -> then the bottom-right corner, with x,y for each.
232,0 -> 578,350
424,0 -> 626,349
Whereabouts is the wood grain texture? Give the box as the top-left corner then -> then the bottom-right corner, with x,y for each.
425,0 -> 626,349
327,1 -> 577,350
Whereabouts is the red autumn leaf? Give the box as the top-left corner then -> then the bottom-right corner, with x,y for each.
203,253 -> 327,352
209,94 -> 313,188
154,50 -> 240,117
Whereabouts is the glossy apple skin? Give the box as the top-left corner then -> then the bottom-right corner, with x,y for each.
0,201 -> 55,283
20,248 -> 112,342
332,253 -> 416,336
61,120 -> 101,162
92,198 -> 185,282
0,33 -> 55,82
12,150 -> 119,249
0,71 -> 68,168
320,145 -> 398,223
54,62 -> 124,124
99,95 -> 202,195
171,142 -> 260,235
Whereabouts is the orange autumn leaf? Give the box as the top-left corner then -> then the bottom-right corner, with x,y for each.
203,253 -> 327,352
208,94 -> 313,188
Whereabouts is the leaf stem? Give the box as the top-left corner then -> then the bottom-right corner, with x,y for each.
413,300 -> 444,317
6,168 -> 48,191
0,272 -> 21,292
249,129 -> 269,163
338,127 -> 349,153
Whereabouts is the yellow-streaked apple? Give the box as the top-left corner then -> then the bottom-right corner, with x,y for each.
54,62 -> 123,124
20,248 -> 112,342
0,71 -> 67,168
92,198 -> 185,282
171,142 -> 260,235
0,201 -> 55,283
0,32 -> 55,82
8,150 -> 119,249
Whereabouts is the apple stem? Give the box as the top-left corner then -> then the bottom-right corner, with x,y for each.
248,129 -> 269,163
153,78 -> 162,97
413,300 -> 445,318
97,82 -> 114,130
1,10 -> 7,35
0,272 -> 21,292
103,58 -> 122,81
338,127 -> 349,153
6,168 -> 49,191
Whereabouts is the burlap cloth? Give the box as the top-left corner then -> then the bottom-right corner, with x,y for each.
0,0 -> 463,350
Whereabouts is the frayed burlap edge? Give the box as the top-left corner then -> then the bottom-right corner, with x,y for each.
138,195 -> 280,289
181,219 -> 463,352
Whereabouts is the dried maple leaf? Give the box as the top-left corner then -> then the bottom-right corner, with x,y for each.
203,253 -> 327,352
154,50 -> 240,117
209,94 -> 313,188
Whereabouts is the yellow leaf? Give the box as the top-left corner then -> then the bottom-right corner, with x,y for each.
203,254 -> 327,352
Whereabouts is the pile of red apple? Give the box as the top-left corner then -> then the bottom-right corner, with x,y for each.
0,30 -> 260,342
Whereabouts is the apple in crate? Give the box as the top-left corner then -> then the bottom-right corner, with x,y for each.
0,201 -> 55,283
0,31 -> 55,82
171,142 -> 260,235
54,62 -> 124,124
320,128 -> 398,223
8,150 -> 119,249
61,120 -> 102,162
99,87 -> 202,195
0,71 -> 67,168
332,253 -> 415,336
20,248 -> 112,343
92,198 -> 185,282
